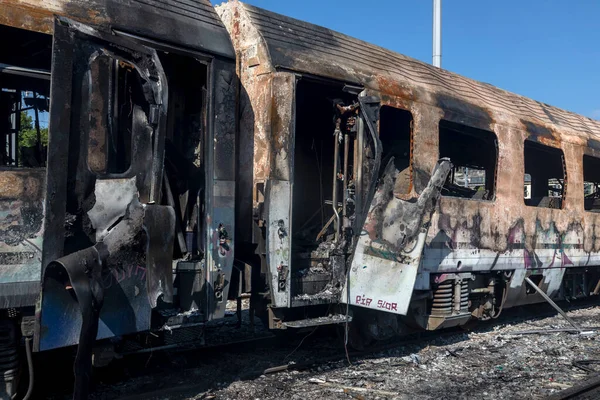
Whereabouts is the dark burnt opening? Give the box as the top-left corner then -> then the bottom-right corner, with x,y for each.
291,78 -> 353,296
380,106 -> 413,195
0,25 -> 51,168
439,120 -> 497,201
159,52 -> 208,260
583,154 -> 600,212
85,56 -> 145,175
524,140 -> 565,209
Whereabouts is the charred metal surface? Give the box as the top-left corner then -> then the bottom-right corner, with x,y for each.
36,18 -> 171,359
143,205 -> 176,308
43,246 -> 104,400
435,93 -> 494,131
205,58 -> 237,320
212,60 -> 237,181
356,95 -> 382,231
343,159 -> 451,314
37,20 -> 73,280
40,17 -> 168,274
1,0 -> 235,59
87,177 -> 138,242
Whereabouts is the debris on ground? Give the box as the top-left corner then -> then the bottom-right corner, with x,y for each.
50,303 -> 600,400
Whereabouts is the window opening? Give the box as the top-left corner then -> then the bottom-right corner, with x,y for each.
439,120 -> 497,200
583,155 -> 600,212
379,106 -> 413,196
0,25 -> 51,168
523,140 -> 565,209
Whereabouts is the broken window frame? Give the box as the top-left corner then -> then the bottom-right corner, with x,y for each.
378,105 -> 414,197
438,119 -> 498,202
583,153 -> 600,213
523,139 -> 567,210
1,65 -> 51,169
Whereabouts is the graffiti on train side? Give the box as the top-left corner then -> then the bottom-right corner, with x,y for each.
355,295 -> 398,311
362,239 -> 411,264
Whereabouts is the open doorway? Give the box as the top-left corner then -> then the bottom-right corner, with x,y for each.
291,79 -> 354,296
159,53 -> 208,263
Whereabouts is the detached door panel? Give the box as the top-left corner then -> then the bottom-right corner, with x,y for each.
37,17 -> 173,352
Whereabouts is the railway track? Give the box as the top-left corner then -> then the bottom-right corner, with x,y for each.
43,298 -> 600,400
548,375 -> 600,400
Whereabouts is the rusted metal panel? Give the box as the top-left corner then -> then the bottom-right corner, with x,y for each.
270,73 -> 295,181
1,0 -> 235,59
217,2 -> 275,246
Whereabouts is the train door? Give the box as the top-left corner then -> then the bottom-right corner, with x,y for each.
341,95 -> 452,316
34,17 -> 237,396
35,17 -> 177,397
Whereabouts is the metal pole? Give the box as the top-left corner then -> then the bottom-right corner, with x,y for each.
33,92 -> 42,163
342,132 -> 349,226
524,277 -> 583,333
433,0 -> 442,68
332,123 -> 341,241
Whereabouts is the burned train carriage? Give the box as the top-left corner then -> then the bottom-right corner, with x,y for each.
218,1 -> 600,340
0,0 -> 236,397
1,0 -> 600,397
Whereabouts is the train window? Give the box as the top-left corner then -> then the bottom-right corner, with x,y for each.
380,106 -> 413,195
439,120 -> 497,201
583,155 -> 600,212
523,140 -> 565,209
0,25 -> 51,168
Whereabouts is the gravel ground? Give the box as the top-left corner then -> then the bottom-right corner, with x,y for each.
53,302 -> 600,400
185,305 -> 600,400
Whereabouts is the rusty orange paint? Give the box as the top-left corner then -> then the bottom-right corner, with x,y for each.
0,170 -> 44,201
1,1 -> 109,35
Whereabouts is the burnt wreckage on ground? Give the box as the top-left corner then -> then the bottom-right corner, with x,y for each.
1,0 -> 600,398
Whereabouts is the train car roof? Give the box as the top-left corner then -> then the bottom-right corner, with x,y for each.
1,0 -> 235,59
219,1 -> 600,141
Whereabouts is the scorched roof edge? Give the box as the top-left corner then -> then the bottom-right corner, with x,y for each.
236,1 -> 600,139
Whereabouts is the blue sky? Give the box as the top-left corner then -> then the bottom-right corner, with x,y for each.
214,0 -> 600,119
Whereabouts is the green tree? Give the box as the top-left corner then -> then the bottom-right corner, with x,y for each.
19,111 -> 48,148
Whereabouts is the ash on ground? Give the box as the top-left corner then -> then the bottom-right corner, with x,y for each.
82,303 -> 600,400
